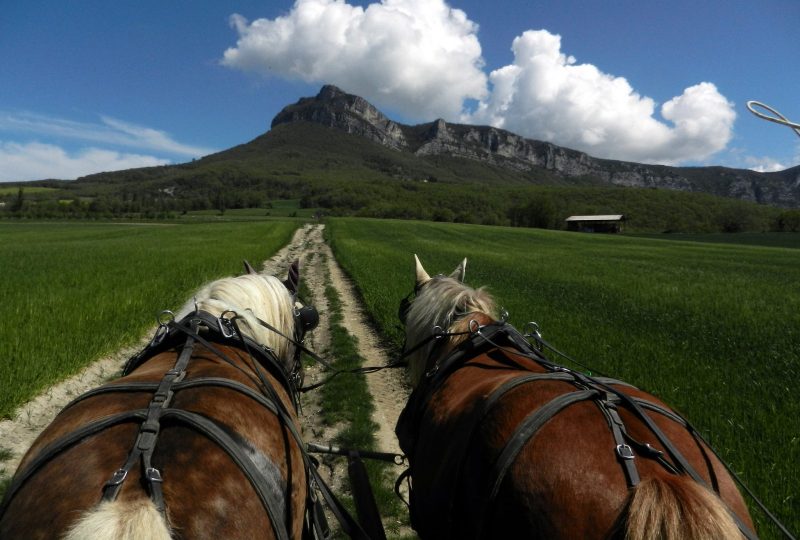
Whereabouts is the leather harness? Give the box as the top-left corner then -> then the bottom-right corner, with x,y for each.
0,310 -> 369,540
395,321 -> 758,540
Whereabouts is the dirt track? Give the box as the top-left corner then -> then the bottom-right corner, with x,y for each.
0,223 -> 409,525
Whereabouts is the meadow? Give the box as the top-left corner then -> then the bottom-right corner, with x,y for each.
327,218 -> 800,538
0,220 -> 298,418
1,216 -> 797,537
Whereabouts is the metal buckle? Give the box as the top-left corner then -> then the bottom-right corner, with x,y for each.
468,319 -> 481,334
425,362 -> 440,378
106,468 -> 128,486
145,467 -> 163,482
523,321 -> 544,351
218,317 -> 237,338
616,444 -> 635,460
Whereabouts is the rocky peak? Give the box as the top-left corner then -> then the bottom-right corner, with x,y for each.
271,84 -> 408,150
269,85 -> 800,207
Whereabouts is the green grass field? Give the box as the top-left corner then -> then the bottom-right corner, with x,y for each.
633,231 -> 800,249
0,220 -> 299,418
327,218 -> 799,539
2,216 -> 797,536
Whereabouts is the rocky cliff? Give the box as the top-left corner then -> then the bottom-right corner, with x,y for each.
272,85 -> 800,207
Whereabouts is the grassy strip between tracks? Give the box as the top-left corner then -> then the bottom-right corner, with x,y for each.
312,251 -> 410,539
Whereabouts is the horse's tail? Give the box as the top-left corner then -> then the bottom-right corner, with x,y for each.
63,499 -> 171,540
618,475 -> 742,540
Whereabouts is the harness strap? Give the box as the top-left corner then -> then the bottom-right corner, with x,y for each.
466,389 -> 601,538
597,383 -> 760,540
161,409 -> 290,540
123,312 -> 299,410
306,464 -> 371,540
101,320 -> 198,511
0,410 -> 146,517
177,313 -> 299,411
486,389 -> 601,503
602,399 -> 641,487
486,325 -> 760,540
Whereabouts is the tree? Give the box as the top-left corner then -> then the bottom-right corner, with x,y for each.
11,188 -> 24,213
774,210 -> 800,232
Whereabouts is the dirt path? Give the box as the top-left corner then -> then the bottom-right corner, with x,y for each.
298,224 -> 409,449
1,223 -> 410,529
292,225 -> 410,499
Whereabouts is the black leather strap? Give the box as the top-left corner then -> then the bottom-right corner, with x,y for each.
398,321 -> 764,540
486,389 -> 601,502
161,409 -> 290,540
102,319 -> 198,512
0,410 -> 146,516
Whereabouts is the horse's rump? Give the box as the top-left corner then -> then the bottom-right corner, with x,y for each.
2,337 -> 307,540
397,255 -> 756,539
398,342 -> 751,539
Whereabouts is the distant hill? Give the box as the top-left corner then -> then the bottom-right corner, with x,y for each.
3,85 -> 799,232
270,85 -> 800,207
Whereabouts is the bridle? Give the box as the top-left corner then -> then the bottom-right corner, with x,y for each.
397,275 -> 481,366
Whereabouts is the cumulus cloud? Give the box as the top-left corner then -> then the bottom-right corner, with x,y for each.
0,112 -> 214,158
466,30 -> 735,164
0,141 -> 169,182
222,3 -> 737,165
221,0 -> 487,120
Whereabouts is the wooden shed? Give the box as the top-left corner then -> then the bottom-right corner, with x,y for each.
565,214 -> 626,233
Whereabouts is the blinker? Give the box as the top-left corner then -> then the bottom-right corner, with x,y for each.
398,293 -> 413,324
296,305 -> 319,334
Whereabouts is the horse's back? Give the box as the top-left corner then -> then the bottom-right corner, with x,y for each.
407,350 -> 751,539
2,346 -> 306,540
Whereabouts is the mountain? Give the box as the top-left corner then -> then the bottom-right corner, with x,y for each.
5,85 -> 798,232
271,85 -> 800,207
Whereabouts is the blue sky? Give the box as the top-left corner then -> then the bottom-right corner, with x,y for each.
1,0 -> 798,182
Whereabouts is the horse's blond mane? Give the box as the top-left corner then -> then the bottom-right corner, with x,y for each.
405,276 -> 498,386
177,273 -> 297,368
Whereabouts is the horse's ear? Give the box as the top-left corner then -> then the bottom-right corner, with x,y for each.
450,258 -> 467,282
284,260 -> 300,294
243,260 -> 258,275
415,254 -> 431,287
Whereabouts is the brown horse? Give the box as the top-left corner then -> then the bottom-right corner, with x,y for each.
0,262 -> 321,540
395,255 -> 756,540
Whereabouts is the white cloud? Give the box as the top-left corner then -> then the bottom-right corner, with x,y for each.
745,156 -> 789,173
466,30 -> 736,165
0,141 -> 169,182
0,112 -> 214,158
222,3 -> 737,165
221,0 -> 488,120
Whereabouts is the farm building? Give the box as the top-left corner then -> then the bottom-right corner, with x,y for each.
565,214 -> 626,233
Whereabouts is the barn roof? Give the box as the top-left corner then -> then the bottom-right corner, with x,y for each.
565,215 -> 625,222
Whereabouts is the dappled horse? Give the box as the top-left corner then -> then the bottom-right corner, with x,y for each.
0,262 -> 322,539
395,255 -> 756,539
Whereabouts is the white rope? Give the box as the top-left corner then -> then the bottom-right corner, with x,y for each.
746,100 -> 800,139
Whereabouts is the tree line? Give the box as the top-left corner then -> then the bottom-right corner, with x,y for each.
3,179 -> 797,233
